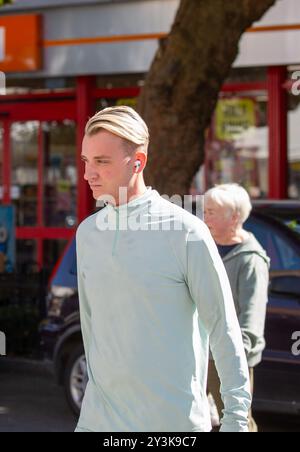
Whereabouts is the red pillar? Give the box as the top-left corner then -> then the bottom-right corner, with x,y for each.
267,66 -> 288,199
37,124 -> 44,270
76,76 -> 95,224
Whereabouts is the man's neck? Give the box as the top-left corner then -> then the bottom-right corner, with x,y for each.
115,178 -> 148,207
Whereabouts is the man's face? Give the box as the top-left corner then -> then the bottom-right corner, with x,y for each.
204,198 -> 235,242
81,130 -> 137,203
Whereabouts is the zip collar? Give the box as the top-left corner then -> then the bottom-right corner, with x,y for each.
105,187 -> 160,219
101,188 -> 160,256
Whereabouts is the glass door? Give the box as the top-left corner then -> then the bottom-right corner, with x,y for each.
205,90 -> 269,199
42,120 -> 77,229
0,95 -> 77,274
11,121 -> 39,227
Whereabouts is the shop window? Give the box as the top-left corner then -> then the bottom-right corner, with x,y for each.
43,121 -> 77,228
225,67 -> 267,84
5,77 -> 75,95
11,121 -> 39,226
95,96 -> 138,112
203,91 -> 269,198
43,239 -> 68,275
16,239 -> 37,274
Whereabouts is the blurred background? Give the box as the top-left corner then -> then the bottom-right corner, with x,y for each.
0,0 -> 299,432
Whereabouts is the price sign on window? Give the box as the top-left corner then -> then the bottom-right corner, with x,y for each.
215,98 -> 256,141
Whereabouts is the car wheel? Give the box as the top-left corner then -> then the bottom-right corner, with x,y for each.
64,344 -> 88,416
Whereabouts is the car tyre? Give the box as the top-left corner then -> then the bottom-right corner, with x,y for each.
64,343 -> 87,416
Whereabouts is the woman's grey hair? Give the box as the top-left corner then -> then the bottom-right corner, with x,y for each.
205,184 -> 252,224
85,106 -> 150,154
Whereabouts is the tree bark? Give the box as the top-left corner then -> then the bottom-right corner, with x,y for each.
138,0 -> 277,196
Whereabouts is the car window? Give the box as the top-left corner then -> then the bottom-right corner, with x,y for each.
51,238 -> 77,288
284,218 -> 300,236
245,216 -> 300,271
261,209 -> 300,237
272,232 -> 300,270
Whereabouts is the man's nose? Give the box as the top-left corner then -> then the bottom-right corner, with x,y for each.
84,164 -> 98,181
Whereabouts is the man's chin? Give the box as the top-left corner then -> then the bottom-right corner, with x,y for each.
90,187 -> 104,200
92,188 -> 115,205
92,192 -> 101,200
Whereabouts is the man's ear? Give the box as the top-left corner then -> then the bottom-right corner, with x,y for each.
135,151 -> 147,172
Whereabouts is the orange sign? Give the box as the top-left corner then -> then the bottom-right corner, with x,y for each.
0,15 -> 42,72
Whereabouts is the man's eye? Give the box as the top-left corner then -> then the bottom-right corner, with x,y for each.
96,160 -> 110,164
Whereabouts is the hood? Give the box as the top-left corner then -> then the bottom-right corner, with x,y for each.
222,233 -> 270,266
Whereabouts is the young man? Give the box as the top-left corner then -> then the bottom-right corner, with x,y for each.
75,106 -> 251,432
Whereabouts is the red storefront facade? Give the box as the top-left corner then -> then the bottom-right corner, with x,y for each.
0,0 -> 299,272
0,69 -> 292,271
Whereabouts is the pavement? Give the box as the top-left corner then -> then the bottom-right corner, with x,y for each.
0,357 -> 299,432
0,357 -> 77,432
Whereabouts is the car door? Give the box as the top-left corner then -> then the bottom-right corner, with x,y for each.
245,213 -> 300,414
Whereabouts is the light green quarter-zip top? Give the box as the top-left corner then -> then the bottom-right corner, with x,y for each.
75,188 -> 251,432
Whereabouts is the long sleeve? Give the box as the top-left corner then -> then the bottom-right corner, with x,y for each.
186,224 -> 251,432
237,254 -> 269,364
76,227 -> 92,360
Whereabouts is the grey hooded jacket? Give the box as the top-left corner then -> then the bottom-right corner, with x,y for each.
221,233 -> 270,368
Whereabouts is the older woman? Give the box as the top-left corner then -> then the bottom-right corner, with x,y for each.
205,184 -> 270,432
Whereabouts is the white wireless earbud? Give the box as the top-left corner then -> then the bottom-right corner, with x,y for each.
134,160 -> 141,172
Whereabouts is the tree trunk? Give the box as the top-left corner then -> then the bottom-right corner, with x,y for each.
138,0 -> 277,196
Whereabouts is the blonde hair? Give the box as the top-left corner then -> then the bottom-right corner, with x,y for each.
85,106 -> 149,154
205,184 -> 252,224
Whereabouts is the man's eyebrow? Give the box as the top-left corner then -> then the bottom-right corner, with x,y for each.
94,155 -> 112,160
81,155 -> 112,161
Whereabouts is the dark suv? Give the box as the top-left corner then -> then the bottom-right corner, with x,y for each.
40,201 -> 300,416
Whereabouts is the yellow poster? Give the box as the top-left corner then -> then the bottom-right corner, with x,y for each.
116,98 -> 137,108
216,98 -> 256,140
